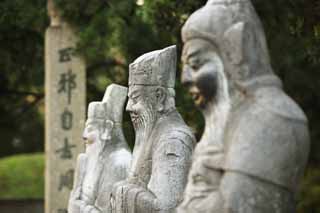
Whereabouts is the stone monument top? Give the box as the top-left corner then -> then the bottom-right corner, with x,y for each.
47,0 -> 62,27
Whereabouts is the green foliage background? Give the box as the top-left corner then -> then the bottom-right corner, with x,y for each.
0,0 -> 319,212
0,153 -> 44,199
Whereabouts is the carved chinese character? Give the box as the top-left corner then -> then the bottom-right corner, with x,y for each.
59,47 -> 74,63
57,209 -> 68,213
58,169 -> 74,191
61,108 -> 73,130
58,70 -> 77,104
55,138 -> 76,159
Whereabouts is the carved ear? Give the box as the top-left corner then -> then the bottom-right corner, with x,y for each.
156,87 -> 166,102
222,22 -> 246,65
155,87 -> 166,112
100,120 -> 114,141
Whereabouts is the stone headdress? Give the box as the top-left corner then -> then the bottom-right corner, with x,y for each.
182,0 -> 279,86
102,84 -> 128,124
87,84 -> 128,127
128,45 -> 177,88
87,102 -> 106,121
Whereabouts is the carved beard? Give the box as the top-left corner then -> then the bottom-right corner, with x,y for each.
179,68 -> 231,212
128,101 -> 158,182
200,68 -> 231,148
132,103 -> 157,146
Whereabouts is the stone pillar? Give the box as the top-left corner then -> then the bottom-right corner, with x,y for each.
45,1 -> 86,213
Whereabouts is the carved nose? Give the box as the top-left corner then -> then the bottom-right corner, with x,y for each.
181,66 -> 193,87
126,100 -> 133,112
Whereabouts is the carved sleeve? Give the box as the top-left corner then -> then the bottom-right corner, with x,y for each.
131,136 -> 193,212
112,132 -> 193,213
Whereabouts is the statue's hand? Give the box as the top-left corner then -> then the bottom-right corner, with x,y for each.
83,204 -> 101,213
110,180 -> 129,210
110,181 -> 144,211
68,199 -> 86,213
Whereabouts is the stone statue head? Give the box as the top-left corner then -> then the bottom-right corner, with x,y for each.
82,84 -> 128,147
181,0 -> 276,109
126,46 -> 177,131
82,102 -> 113,147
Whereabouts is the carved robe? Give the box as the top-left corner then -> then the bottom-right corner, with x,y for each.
69,142 -> 131,213
113,110 -> 195,213
179,77 -> 309,213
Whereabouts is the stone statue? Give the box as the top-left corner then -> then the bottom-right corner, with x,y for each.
177,0 -> 310,212
111,45 -> 195,213
68,84 -> 132,213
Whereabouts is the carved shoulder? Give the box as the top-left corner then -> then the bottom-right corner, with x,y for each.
254,87 -> 307,122
157,122 -> 195,150
224,89 -> 310,192
149,137 -> 193,211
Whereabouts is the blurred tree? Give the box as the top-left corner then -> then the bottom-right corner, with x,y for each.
0,0 -> 47,157
0,0 -> 319,210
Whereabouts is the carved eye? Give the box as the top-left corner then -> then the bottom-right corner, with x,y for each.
131,96 -> 138,104
189,59 -> 201,71
130,93 -> 140,104
190,63 -> 198,70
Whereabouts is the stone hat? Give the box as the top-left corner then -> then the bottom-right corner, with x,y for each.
181,0 -> 276,83
87,102 -> 106,121
181,0 -> 251,44
128,45 -> 177,88
102,84 -> 128,123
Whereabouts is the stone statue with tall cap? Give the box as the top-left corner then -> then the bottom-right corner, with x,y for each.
178,0 -> 310,212
111,46 -> 195,213
68,84 -> 132,213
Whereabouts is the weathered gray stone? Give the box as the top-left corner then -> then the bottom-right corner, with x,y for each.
68,84 -> 132,213
178,0 -> 310,212
45,1 -> 86,212
111,46 -> 195,213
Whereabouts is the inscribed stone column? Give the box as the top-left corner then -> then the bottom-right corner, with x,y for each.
45,1 -> 86,213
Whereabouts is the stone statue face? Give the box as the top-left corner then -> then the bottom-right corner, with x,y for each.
82,120 -> 102,145
181,39 -> 224,108
82,119 -> 113,146
126,85 -> 158,131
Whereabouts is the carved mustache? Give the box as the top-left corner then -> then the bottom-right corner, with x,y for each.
130,107 -> 156,130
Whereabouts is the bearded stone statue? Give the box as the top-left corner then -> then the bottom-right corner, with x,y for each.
111,46 -> 195,213
68,84 -> 132,213
177,0 -> 310,212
